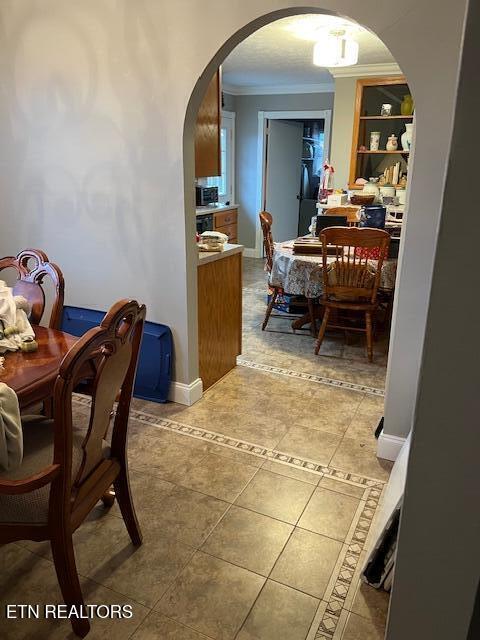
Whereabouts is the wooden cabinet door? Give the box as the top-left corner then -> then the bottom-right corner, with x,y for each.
214,208 -> 237,229
198,252 -> 242,390
195,71 -> 221,178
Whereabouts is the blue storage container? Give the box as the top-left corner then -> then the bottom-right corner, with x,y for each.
360,205 -> 387,229
267,286 -> 304,314
61,306 -> 172,403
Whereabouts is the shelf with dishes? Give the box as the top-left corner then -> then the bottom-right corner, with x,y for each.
357,150 -> 409,154
349,77 -> 414,192
359,115 -> 414,120
349,182 -> 405,190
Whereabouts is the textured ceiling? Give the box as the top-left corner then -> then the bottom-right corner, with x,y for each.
222,15 -> 395,88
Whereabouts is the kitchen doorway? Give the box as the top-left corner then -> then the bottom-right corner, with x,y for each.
255,109 -> 331,250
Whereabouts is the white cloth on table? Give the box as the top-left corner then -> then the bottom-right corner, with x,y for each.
270,241 -> 397,298
0,383 -> 22,471
0,280 -> 35,353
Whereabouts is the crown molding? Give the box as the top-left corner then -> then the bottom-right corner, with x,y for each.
222,63 -> 402,94
329,62 -> 402,78
222,82 -> 334,96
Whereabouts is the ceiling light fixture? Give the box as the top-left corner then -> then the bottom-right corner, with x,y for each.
313,29 -> 359,67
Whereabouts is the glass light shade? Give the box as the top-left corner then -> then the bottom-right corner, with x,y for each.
313,33 -> 359,67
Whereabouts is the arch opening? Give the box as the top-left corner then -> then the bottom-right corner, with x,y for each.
185,6 -> 416,395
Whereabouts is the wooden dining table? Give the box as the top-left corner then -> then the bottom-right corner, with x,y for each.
0,326 -> 77,409
270,239 -> 398,332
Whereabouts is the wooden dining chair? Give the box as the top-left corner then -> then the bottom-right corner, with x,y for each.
259,211 -> 274,273
0,299 -> 146,638
313,227 -> 390,361
0,248 -> 65,329
259,211 -> 315,331
325,206 -> 361,227
259,211 -> 280,330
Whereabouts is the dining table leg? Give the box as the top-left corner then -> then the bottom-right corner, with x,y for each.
292,301 -> 322,335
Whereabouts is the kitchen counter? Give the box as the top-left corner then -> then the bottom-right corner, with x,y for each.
198,243 -> 244,266
197,243 -> 243,390
196,203 -> 239,216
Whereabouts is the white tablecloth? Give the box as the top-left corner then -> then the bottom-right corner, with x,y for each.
271,240 -> 397,298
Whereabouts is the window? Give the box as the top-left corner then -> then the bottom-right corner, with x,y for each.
206,111 -> 235,203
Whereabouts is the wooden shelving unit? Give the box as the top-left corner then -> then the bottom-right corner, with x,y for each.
359,115 -> 414,121
349,76 -> 413,189
357,150 -> 409,155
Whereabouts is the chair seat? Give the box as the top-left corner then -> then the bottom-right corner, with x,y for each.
0,417 -> 110,524
320,297 -> 377,312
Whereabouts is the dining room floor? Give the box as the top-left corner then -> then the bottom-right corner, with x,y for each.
1,257 -> 392,640
242,257 -> 390,391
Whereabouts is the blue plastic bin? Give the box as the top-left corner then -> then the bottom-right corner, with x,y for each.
61,306 -> 172,403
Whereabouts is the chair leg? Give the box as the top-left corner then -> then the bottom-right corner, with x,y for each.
366,311 -> 373,362
314,307 -> 330,355
307,298 -> 316,336
262,289 -> 278,330
114,467 -> 142,546
385,295 -> 394,329
50,530 -> 90,638
101,486 -> 116,508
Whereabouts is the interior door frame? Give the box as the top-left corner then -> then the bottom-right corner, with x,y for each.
220,110 -> 236,204
254,109 -> 332,257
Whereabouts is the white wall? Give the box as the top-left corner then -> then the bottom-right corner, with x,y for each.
222,91 -> 237,112
329,76 -> 357,188
232,91 -> 334,248
0,0 -> 200,384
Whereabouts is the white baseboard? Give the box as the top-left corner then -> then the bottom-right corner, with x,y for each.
243,247 -> 260,258
168,378 -> 203,406
377,433 -> 407,462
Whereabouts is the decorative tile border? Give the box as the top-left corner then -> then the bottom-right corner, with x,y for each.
308,485 -> 384,640
237,358 -> 385,397
73,394 -> 385,640
73,393 -> 386,488
136,412 -> 385,488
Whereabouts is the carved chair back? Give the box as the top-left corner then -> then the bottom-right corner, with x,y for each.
0,249 -> 65,329
259,211 -> 274,273
320,227 -> 390,304
51,299 -> 146,512
325,206 -> 360,226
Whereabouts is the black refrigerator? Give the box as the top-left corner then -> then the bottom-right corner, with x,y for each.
297,120 -> 324,236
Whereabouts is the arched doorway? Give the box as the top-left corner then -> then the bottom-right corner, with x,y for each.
184,7 -> 418,454
178,4 -> 467,637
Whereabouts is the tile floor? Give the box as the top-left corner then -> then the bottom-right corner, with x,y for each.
241,258 -> 390,391
0,258 -> 392,639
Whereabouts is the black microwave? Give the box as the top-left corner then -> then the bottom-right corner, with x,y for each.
196,186 -> 218,206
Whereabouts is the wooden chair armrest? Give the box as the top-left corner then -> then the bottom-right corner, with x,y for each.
0,464 -> 61,495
